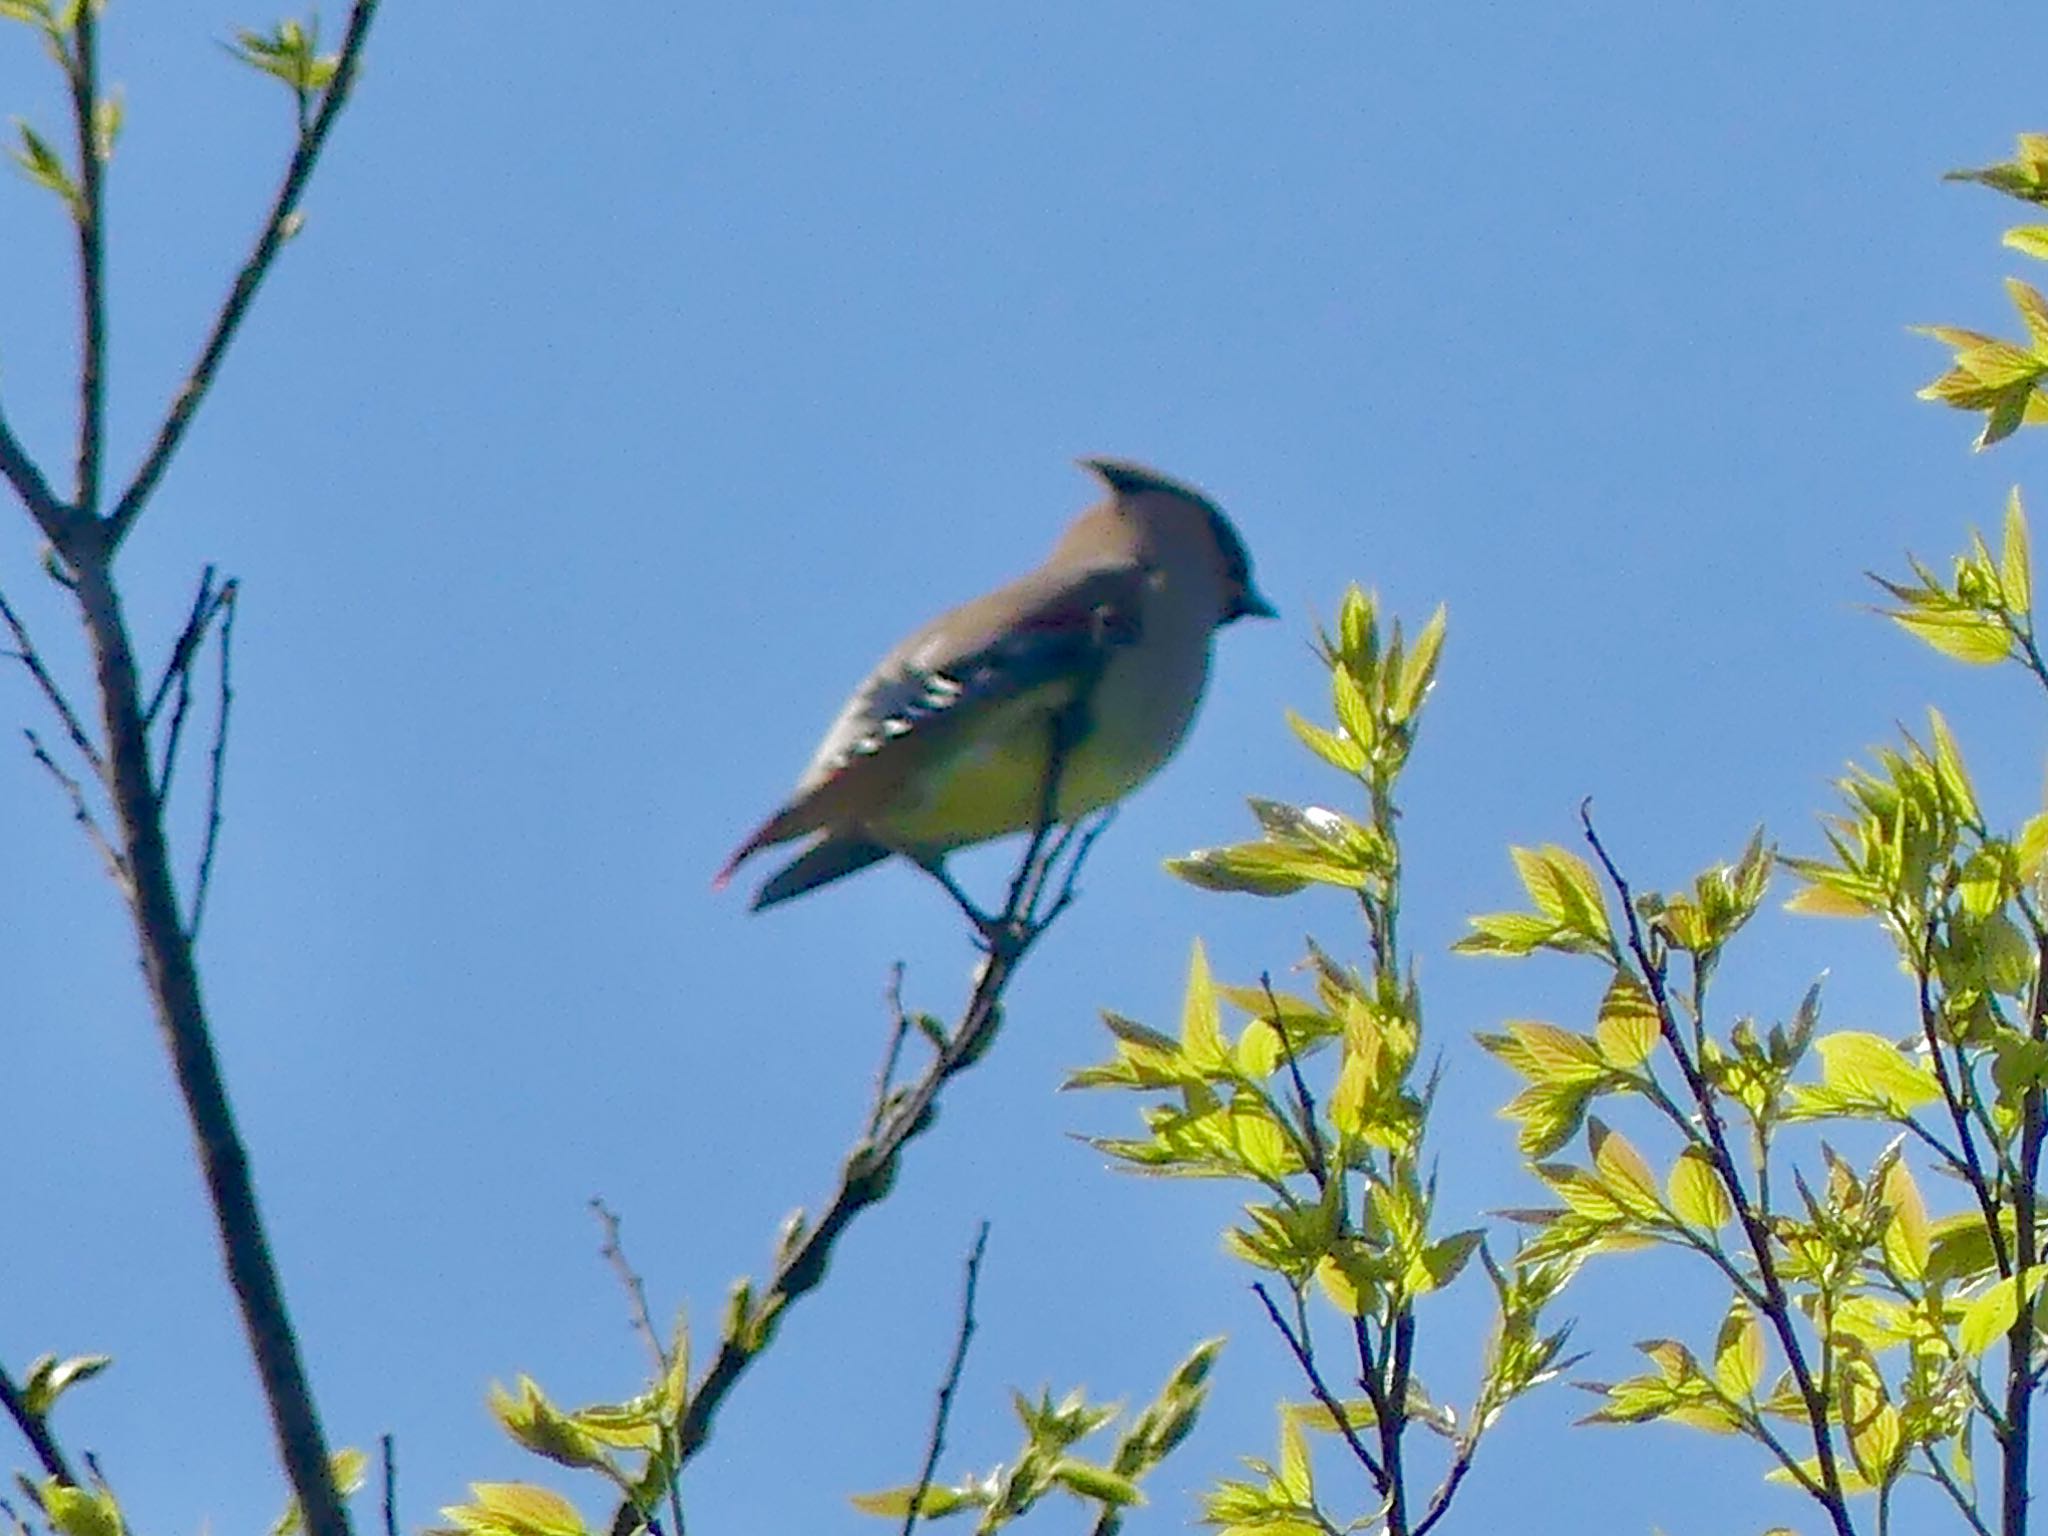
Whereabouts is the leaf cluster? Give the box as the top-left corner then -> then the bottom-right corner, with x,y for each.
851,1340 -> 1222,1534
1075,589 -> 1572,1536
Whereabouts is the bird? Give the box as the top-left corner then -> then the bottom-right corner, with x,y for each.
714,457 -> 1275,914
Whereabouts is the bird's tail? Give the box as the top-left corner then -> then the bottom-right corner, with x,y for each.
712,804 -> 804,890
751,838 -> 892,909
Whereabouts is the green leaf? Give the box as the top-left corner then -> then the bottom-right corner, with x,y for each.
1958,1273 -> 2028,1358
1285,707 -> 1366,775
489,1379 -> 615,1474
438,1485 -> 590,1536
1391,603 -> 1447,720
2004,485 -> 2033,615
2009,225 -> 2048,261
1811,1032 -> 1942,1116
1454,910 -> 1565,956
21,1353 -> 111,1416
1926,709 -> 1982,825
1587,1118 -> 1663,1222
1594,972 -> 1660,1069
1666,1147 -> 1732,1230
1498,1080 -> 1594,1159
848,1485 -> 978,1519
1417,1228 -> 1483,1291
1167,838 -> 1369,896
1330,664 -> 1376,757
1890,607 -> 2013,663
42,1488 -> 122,1536
1713,1301 -> 1764,1400
1054,1460 -> 1143,1506
1177,942 -> 1228,1071
2009,278 -> 2048,352
1878,1157 -> 1930,1282
9,117 -> 79,211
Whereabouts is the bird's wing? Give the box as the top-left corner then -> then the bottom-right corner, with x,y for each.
716,560 -> 1149,880
797,560 -> 1147,791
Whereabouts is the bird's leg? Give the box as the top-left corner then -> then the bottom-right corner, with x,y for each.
912,852 -> 1005,947
1005,702 -> 1085,930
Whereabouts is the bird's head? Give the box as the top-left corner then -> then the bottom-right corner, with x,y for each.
1077,457 -> 1278,626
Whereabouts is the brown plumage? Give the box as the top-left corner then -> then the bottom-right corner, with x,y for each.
716,457 -> 1274,910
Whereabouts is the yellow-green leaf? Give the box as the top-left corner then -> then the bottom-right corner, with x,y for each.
1879,1157 -> 1931,1282
1713,1300 -> 1765,1400
1812,1032 -> 1942,1116
2005,486 -> 2034,615
1890,609 -> 2013,665
1959,1276 -> 2021,1358
1595,972 -> 1660,1069
1180,942 -> 1228,1070
1667,1147 -> 1732,1230
1587,1119 -> 1662,1221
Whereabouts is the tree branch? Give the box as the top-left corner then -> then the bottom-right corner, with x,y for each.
901,1222 -> 990,1536
70,561 -> 349,1536
187,580 -> 237,940
1251,1282 -> 1384,1486
24,727 -> 127,892
591,1197 -> 666,1376
0,397 -> 68,543
64,1 -> 106,518
0,582 -> 103,776
1580,806 -> 1857,1536
105,0 -> 382,549
611,780 -> 1102,1536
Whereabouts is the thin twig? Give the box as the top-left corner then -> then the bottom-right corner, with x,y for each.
1579,804 -> 1857,1536
25,727 -> 128,892
591,1197 -> 667,1375
379,1433 -> 397,1536
868,963 -> 914,1139
106,0 -> 383,548
0,583 -> 103,776
188,582 -> 237,939
145,566 -> 220,727
0,1361 -> 76,1487
901,1222 -> 991,1536
1251,1283 -> 1384,1483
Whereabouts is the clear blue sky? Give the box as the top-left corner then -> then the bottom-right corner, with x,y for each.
3,4 -> 2048,1533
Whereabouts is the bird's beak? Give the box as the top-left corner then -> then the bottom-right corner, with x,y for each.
1230,585 -> 1279,623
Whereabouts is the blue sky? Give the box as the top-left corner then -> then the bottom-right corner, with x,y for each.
4,4 -> 2048,1533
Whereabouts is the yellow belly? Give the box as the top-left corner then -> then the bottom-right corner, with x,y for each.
870,644 -> 1207,852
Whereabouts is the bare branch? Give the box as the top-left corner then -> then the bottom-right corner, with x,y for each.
0,398 -> 69,543
379,1434 -> 397,1536
901,1222 -> 990,1536
72,559 -> 348,1536
106,0 -> 383,548
0,583 -> 102,776
867,962 -> 914,1139
25,727 -> 127,893
1251,1282 -> 1385,1486
64,2 -> 106,517
146,565 -> 221,727
591,1197 -> 666,1375
187,581 -> 238,940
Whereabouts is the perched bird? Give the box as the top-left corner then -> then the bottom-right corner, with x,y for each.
715,458 -> 1275,911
